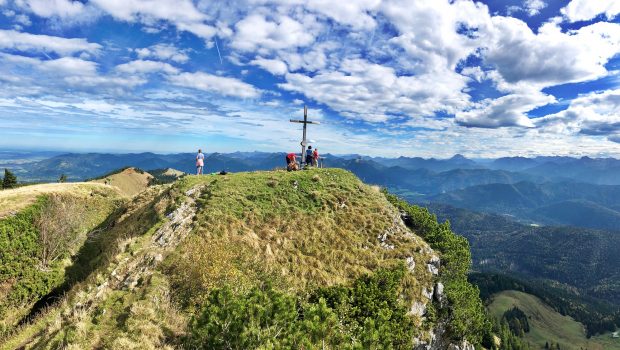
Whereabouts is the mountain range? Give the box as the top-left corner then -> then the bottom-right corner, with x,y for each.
6,151 -> 620,230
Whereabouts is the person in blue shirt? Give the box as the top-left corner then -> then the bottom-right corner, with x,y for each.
306,146 -> 314,167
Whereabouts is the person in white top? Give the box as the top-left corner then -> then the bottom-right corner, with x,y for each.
196,149 -> 205,175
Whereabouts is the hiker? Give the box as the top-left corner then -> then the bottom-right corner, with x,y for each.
312,148 -> 319,167
286,153 -> 298,171
196,149 -> 205,175
306,146 -> 314,167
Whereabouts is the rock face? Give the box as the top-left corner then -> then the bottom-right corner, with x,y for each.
414,321 -> 475,350
67,185 -> 202,324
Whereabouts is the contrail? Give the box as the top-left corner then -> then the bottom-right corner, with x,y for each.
214,37 -> 223,65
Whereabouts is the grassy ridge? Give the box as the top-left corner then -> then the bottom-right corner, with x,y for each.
168,169 -> 435,311
1,169 -> 494,348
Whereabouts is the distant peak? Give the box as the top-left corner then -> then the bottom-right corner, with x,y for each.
450,154 -> 467,160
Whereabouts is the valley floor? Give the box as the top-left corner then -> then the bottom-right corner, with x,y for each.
488,290 -> 620,350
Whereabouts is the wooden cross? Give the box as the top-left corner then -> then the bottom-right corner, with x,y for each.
290,105 -> 320,164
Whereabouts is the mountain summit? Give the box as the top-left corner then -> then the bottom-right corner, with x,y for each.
1,169 -> 490,349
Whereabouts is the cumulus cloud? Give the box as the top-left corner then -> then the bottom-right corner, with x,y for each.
90,0 -> 216,39
231,13 -> 316,52
250,57 -> 288,75
14,0 -> 86,18
561,0 -> 620,22
168,72 -> 261,98
508,0 -> 547,17
280,58 -> 470,122
257,0 -> 380,30
135,44 -> 190,63
382,0 -> 491,72
483,19 -> 620,89
0,53 -> 146,91
115,60 -> 179,74
0,29 -> 101,56
456,90 -> 555,128
536,89 -> 620,142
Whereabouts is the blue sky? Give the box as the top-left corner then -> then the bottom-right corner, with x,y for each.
0,0 -> 620,157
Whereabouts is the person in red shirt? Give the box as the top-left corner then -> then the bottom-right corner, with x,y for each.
312,148 -> 319,167
286,153 -> 298,171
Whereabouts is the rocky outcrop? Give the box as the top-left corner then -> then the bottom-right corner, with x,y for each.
414,321 -> 475,350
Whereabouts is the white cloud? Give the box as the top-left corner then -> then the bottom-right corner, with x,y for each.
2,10 -> 33,26
168,72 -> 261,98
460,66 -> 485,82
561,0 -> 620,22
524,0 -> 547,16
90,0 -> 216,39
15,0 -> 86,18
456,90 -> 555,128
0,30 -> 101,56
382,0 -> 491,72
135,43 -> 190,63
1,53 -> 98,75
536,89 -> 620,142
250,57 -> 288,75
280,58 -> 470,122
14,14 -> 32,26
508,0 -> 547,17
115,60 -> 179,74
483,19 -> 620,89
231,13 -> 316,52
0,53 -> 146,91
257,0 -> 380,30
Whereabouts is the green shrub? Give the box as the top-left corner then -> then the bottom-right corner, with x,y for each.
185,266 -> 415,349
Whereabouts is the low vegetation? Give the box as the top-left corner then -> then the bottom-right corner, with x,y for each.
186,266 -> 415,349
0,187 -> 123,334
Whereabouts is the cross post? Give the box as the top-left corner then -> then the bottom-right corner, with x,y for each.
290,105 -> 320,165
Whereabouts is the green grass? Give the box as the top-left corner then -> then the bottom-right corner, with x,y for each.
488,290 -> 620,350
3,169 -> 484,348
168,169 -> 435,312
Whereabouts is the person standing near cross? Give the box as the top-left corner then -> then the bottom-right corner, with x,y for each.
290,105 -> 320,165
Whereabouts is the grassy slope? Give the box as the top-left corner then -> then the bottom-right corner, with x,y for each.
168,169 -> 435,308
3,169 -> 440,349
91,167 -> 153,196
0,184 -> 124,333
488,290 -> 620,350
0,182 -> 119,218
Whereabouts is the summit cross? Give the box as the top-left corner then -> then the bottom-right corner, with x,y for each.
290,105 -> 320,164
